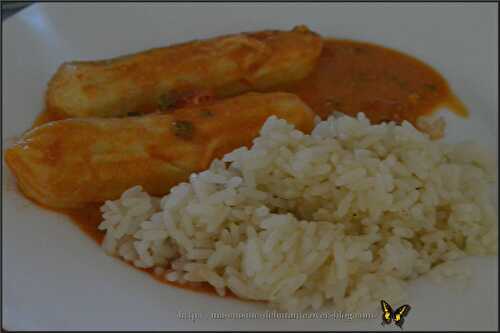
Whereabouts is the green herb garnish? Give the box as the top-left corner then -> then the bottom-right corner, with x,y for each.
158,93 -> 175,111
353,46 -> 367,54
423,83 -> 437,92
399,81 -> 409,89
200,109 -> 214,117
325,98 -> 343,111
387,75 -> 409,89
171,121 -> 194,139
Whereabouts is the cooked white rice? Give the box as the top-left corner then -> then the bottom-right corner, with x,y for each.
98,113 -> 497,312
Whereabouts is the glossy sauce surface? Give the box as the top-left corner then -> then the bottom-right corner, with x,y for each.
33,38 -> 468,297
285,39 -> 467,124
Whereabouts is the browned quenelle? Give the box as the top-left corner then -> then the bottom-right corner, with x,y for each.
5,92 -> 315,208
46,26 -> 323,118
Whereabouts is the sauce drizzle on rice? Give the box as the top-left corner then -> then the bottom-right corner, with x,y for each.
97,113 -> 497,312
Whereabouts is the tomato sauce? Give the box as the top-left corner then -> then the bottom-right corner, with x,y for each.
285,39 -> 467,124
42,203 -> 237,298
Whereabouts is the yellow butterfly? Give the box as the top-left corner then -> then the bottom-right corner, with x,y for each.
381,300 -> 411,329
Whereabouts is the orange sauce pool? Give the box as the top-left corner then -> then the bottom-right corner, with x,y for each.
27,37 -> 469,297
285,39 -> 467,124
56,204 -> 238,298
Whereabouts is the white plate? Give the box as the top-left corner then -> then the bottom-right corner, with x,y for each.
2,3 -> 498,331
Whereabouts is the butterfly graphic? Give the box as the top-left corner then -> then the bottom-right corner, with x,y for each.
380,300 -> 411,329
